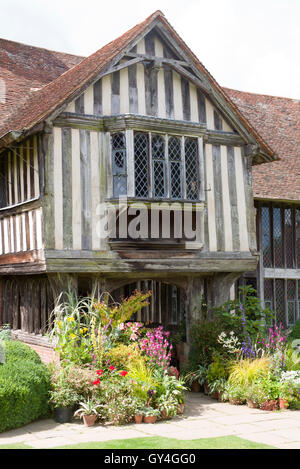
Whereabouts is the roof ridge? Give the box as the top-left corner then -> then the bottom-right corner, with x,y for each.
224,86 -> 300,103
0,36 -> 84,60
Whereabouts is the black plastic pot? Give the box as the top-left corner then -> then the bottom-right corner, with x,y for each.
54,407 -> 73,424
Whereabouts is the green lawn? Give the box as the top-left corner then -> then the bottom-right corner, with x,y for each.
0,436 -> 275,450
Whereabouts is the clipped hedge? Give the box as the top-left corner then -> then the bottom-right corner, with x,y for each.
0,340 -> 51,433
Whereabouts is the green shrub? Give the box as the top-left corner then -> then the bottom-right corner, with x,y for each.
290,319 -> 300,341
188,318 -> 225,367
4,340 -> 43,365
0,341 -> 51,433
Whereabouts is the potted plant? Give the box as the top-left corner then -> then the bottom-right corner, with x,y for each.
74,398 -> 101,426
157,395 -> 178,420
184,365 -> 207,393
177,396 -> 185,415
142,407 -> 160,423
207,378 -> 227,401
206,356 -> 227,398
258,375 -> 280,411
49,385 -> 79,424
278,382 -> 291,410
244,383 -> 266,409
132,399 -> 146,424
227,384 -> 246,405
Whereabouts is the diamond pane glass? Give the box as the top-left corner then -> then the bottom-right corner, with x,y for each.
112,133 -> 125,150
168,137 -> 181,161
262,206 -> 272,267
112,133 -> 126,197
273,207 -> 283,267
134,133 -> 149,198
288,301 -> 296,326
275,279 -> 285,325
170,161 -> 182,199
152,135 -> 166,198
153,160 -> 165,198
285,208 -> 294,268
152,135 -> 165,160
264,278 -> 273,323
184,138 -> 199,200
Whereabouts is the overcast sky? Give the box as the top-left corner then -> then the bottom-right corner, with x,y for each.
1,0 -> 299,99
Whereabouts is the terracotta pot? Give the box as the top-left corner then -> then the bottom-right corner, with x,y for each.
143,415 -> 157,424
203,382 -> 209,395
229,397 -> 244,405
209,390 -> 219,400
279,398 -> 289,410
247,399 -> 259,409
160,410 -> 170,420
177,403 -> 184,414
134,414 -> 143,424
260,400 -> 279,411
83,414 -> 97,427
191,381 -> 201,393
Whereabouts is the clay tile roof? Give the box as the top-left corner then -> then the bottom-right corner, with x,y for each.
0,10 -> 163,138
0,11 -> 274,162
225,88 -> 300,202
0,38 -> 83,122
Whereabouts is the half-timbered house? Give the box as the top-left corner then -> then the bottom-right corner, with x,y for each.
0,11 -> 298,359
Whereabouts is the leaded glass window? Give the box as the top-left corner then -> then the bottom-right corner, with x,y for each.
285,208 -> 294,268
262,206 -> 272,267
152,134 -> 166,198
130,132 -> 200,201
134,132 -> 149,198
287,280 -> 296,326
168,136 -> 182,199
112,133 -> 127,197
273,207 -> 283,267
184,138 -> 199,201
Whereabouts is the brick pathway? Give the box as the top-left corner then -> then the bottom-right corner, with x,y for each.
1,393 -> 300,449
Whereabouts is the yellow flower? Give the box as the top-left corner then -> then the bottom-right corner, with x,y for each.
70,333 -> 76,339
67,317 -> 75,322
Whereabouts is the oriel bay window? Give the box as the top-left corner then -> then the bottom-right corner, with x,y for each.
112,131 -> 201,201
259,202 -> 300,269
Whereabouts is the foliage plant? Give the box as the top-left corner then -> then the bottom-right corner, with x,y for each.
228,357 -> 270,388
206,355 -> 228,384
73,398 -> 101,418
244,383 -> 268,406
183,365 -> 208,388
213,286 -> 274,343
93,290 -> 151,329
189,317 -> 225,367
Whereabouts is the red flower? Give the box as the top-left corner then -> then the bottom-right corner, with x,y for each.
96,370 -> 104,375
93,379 -> 100,385
120,370 -> 128,377
109,366 -> 115,371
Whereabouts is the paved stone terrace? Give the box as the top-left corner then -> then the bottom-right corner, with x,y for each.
1,393 -> 300,449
